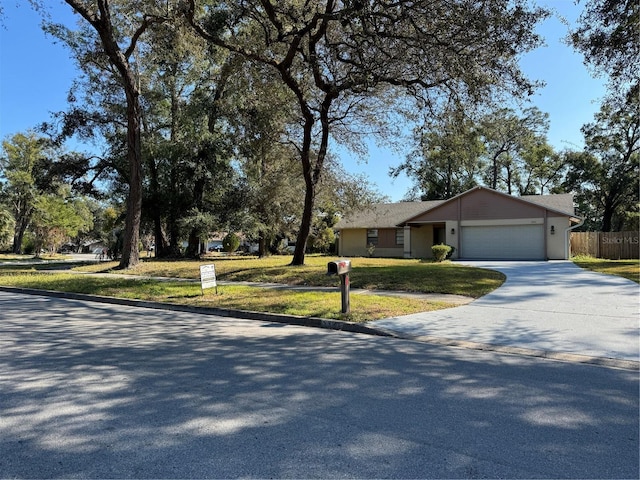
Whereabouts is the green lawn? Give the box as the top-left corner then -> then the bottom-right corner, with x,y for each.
71,255 -> 504,297
0,255 -> 505,322
571,256 -> 640,283
5,253 -> 636,322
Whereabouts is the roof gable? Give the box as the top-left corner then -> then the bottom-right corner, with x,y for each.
336,187 -> 577,230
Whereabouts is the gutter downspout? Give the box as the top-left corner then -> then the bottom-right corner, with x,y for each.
565,217 -> 585,260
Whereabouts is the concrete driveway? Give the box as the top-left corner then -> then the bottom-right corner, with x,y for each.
371,261 -> 639,362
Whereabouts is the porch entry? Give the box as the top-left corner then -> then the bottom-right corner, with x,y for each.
433,225 -> 446,245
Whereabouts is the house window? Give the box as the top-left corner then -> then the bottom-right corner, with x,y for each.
367,229 -> 378,246
395,228 -> 404,246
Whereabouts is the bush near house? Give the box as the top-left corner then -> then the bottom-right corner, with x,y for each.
432,244 -> 452,262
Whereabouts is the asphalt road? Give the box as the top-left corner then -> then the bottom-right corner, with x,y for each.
1,291 -> 638,479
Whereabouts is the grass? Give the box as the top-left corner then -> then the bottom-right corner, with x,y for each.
3,252 -> 636,322
70,255 -> 505,298
0,254 -> 505,322
0,269 -> 454,322
5,253 -> 636,322
571,255 -> 640,283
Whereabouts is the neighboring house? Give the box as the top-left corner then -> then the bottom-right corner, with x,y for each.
335,186 -> 583,260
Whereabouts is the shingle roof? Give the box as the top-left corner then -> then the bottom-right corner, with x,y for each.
521,193 -> 576,216
335,200 -> 444,229
335,189 -> 577,230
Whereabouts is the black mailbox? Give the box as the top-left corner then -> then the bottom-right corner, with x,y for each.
327,259 -> 352,276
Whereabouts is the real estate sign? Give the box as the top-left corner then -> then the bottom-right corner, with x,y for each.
200,264 -> 217,294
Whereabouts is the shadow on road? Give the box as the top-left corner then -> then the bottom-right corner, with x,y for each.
0,294 -> 638,478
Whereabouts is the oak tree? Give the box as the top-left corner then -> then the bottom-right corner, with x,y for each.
50,0 -> 170,269
187,0 -> 550,265
563,86 -> 640,231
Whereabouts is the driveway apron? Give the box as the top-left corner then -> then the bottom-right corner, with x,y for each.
370,261 -> 639,362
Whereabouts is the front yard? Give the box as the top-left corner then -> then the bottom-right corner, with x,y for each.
0,255 -> 504,322
1,254 -> 634,322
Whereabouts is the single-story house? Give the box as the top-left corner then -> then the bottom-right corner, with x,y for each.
334,186 -> 583,260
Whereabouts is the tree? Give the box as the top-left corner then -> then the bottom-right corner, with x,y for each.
392,105 -> 562,199
0,132 -> 47,253
73,200 -> 120,253
222,232 -> 240,253
187,0 -> 550,265
0,207 -> 14,250
571,0 -> 639,85
563,86 -> 640,231
393,104 -> 484,200
30,186 -> 93,255
48,0 -> 169,269
517,142 -> 566,195
479,107 -> 550,194
136,16 -> 237,258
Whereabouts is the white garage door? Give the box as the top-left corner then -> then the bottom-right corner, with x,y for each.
461,225 -> 545,260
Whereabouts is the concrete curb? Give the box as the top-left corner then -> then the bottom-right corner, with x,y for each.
381,331 -> 640,371
0,285 -> 393,338
1,285 -> 637,371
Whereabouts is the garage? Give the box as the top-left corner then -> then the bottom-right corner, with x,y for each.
461,224 -> 545,260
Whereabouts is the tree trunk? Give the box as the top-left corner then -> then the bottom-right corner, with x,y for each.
290,94 -> 334,266
291,180 -> 314,265
62,0 -> 150,270
118,89 -> 142,269
258,235 -> 268,257
166,163 -> 182,256
12,215 -> 30,254
491,153 -> 500,190
601,192 -> 618,232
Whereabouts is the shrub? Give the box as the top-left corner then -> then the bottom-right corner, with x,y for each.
222,232 -> 240,253
366,242 -> 376,257
432,243 -> 452,262
446,245 -> 456,259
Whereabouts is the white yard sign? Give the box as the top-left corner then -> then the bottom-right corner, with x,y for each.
199,264 -> 218,294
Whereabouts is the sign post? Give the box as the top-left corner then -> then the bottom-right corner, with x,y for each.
199,264 -> 218,295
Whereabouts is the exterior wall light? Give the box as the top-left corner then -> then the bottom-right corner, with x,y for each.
451,228 -> 455,235
550,225 -> 555,235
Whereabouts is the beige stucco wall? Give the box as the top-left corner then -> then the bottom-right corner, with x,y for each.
445,221 -> 459,259
338,229 -> 404,257
340,216 -> 572,260
547,216 -> 572,259
410,225 -> 434,258
339,229 -> 367,257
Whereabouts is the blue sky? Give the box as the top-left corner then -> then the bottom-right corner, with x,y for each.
0,1 -> 606,201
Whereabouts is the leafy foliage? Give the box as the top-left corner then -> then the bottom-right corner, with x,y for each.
222,232 -> 240,253
431,244 -> 452,262
563,87 -> 639,231
30,187 -> 93,255
571,0 -> 639,85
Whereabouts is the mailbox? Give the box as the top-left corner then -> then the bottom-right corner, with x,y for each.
327,259 -> 352,276
327,259 -> 352,314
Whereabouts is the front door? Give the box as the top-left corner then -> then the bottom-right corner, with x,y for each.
434,226 -> 446,245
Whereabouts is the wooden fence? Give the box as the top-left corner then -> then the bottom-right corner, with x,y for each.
570,231 -> 640,259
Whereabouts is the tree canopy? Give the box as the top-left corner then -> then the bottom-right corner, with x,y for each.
7,0 -> 635,261
563,86 -> 639,231
187,0 -> 550,264
571,0 -> 639,85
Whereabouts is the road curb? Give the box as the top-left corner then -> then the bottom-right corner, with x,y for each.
0,285 -> 394,338
381,331 -> 640,371
1,285 -> 637,371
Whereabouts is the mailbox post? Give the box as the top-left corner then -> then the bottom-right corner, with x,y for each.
327,259 -> 352,314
